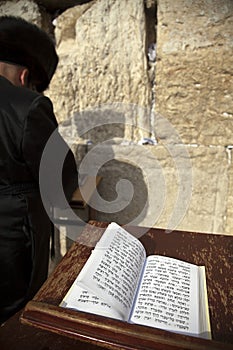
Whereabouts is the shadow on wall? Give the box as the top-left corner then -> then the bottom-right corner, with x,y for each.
61,158 -> 149,261
94,158 -> 148,226
57,107 -> 150,246
47,105 -> 151,269
71,107 -> 149,226
70,105 -> 147,144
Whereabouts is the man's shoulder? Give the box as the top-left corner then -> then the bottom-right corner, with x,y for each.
0,76 -> 54,123
0,75 -> 46,105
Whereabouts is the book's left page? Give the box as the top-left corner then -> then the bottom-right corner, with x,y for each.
61,222 -> 146,321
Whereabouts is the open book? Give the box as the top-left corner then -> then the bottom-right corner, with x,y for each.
61,222 -> 211,339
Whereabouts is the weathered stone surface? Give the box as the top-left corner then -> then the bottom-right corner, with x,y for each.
76,143 -> 229,234
0,0 -> 53,34
1,0 -> 233,242
46,0 -> 151,141
0,0 -> 40,23
155,0 -> 233,146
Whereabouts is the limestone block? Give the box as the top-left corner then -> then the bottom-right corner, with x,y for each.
46,0 -> 151,141
177,146 -> 229,234
155,0 -> 233,146
158,0 -> 233,54
0,0 -> 53,34
0,0 -> 39,23
73,143 -> 229,234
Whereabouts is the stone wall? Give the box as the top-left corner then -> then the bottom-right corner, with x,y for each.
156,0 -> 233,146
154,0 -> 233,235
1,0 -> 233,236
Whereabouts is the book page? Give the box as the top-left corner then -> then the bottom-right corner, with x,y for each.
60,285 -> 122,320
197,266 -> 211,339
61,223 -> 146,320
130,255 -> 204,336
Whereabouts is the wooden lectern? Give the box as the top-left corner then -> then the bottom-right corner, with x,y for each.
20,221 -> 233,350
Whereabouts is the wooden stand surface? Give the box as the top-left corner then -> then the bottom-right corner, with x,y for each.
13,222 -> 233,349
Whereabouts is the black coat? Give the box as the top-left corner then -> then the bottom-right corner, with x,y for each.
0,76 -> 78,323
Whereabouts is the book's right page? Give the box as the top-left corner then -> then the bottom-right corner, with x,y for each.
130,255 -> 211,339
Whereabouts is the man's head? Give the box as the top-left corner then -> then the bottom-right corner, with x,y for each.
0,16 -> 58,92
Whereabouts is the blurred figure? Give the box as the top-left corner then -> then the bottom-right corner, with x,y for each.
0,16 -> 78,323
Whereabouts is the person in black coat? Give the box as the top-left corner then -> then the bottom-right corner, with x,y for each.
0,16 -> 78,323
